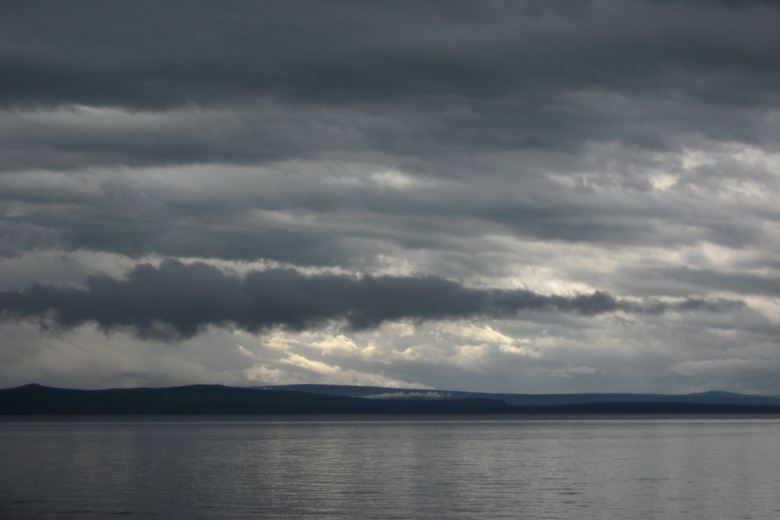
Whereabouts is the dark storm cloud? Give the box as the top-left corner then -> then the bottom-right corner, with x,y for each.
0,0 -> 777,173
3,0 -> 776,109
0,260 -> 744,341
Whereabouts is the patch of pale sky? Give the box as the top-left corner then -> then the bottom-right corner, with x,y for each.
0,322 -> 240,389
236,345 -> 254,358
243,364 -> 287,385
277,353 -> 427,388
370,170 -> 414,189
742,296 -> 780,326
281,354 -> 341,375
545,365 -> 599,379
309,334 -> 363,355
671,357 -> 780,377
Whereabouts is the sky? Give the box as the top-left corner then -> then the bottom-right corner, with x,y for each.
1,0 -> 778,394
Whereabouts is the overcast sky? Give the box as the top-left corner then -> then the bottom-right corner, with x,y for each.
1,0 -> 778,394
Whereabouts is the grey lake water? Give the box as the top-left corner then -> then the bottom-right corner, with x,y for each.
1,416 -> 778,519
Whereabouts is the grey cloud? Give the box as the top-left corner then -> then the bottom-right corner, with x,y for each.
1,71 -> 775,175
1,148 -> 776,268
0,260 -> 744,341
0,0 -> 776,177
3,1 -> 776,109
0,105 -> 378,172
616,266 -> 780,298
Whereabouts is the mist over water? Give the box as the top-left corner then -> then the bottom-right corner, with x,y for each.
1,417 -> 779,519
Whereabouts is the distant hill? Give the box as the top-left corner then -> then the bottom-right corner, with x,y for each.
263,384 -> 780,407
1,384 -> 779,415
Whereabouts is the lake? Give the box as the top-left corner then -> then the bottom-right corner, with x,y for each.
1,416 -> 778,519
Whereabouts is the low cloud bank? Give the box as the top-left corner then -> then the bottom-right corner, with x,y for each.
0,259 -> 744,341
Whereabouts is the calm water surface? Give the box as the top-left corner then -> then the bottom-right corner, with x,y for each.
1,416 -> 778,519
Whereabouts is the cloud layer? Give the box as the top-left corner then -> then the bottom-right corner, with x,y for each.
0,0 -> 778,393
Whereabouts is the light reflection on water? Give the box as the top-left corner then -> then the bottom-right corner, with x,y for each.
1,416 -> 778,519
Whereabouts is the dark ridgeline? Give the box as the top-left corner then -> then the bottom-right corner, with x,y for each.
1,384 -> 779,415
